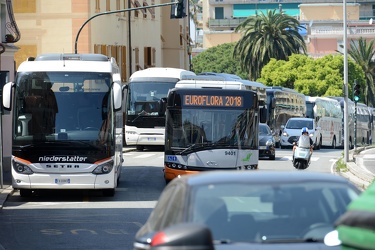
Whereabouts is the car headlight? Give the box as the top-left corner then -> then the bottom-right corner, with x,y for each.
92,160 -> 114,175
266,139 -> 273,146
282,132 -> 288,137
309,133 -> 314,137
13,160 -> 34,175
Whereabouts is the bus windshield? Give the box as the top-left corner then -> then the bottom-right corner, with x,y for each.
14,71 -> 112,145
166,108 -> 258,149
127,81 -> 175,116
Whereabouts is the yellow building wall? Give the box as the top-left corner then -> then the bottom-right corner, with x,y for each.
300,5 -> 359,21
204,32 -> 241,48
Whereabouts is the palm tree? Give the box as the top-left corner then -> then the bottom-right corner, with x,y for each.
347,37 -> 375,107
234,10 -> 307,81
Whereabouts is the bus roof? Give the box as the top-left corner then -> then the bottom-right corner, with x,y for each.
17,53 -> 118,73
266,86 -> 302,95
129,67 -> 195,81
198,72 -> 242,80
176,79 -> 266,90
305,96 -> 341,103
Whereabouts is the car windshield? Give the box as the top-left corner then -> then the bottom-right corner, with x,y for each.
190,182 -> 359,243
286,119 -> 313,130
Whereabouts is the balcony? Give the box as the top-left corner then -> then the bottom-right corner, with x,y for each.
208,18 -> 247,28
209,0 -> 375,4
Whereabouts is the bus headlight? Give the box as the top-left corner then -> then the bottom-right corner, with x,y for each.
125,130 -> 137,135
92,161 -> 114,175
165,162 -> 187,170
13,161 -> 34,175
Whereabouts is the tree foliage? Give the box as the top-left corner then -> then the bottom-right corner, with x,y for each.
347,37 -> 375,107
191,43 -> 248,78
257,54 -> 366,97
234,10 -> 307,81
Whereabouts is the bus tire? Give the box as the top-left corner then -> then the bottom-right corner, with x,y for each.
103,189 -> 115,197
331,137 -> 336,149
20,189 -> 33,197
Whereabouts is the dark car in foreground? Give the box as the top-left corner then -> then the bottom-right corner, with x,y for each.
134,171 -> 361,250
259,123 -> 276,160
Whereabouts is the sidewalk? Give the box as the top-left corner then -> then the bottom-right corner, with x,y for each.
334,145 -> 375,191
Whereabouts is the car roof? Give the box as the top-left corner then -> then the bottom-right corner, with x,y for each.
174,171 -> 353,187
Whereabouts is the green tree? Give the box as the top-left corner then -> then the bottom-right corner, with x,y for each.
257,54 -> 365,97
347,38 -> 375,107
234,10 -> 307,81
191,42 -> 247,78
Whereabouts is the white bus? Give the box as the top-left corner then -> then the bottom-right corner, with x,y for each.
2,53 -> 123,197
177,74 -> 268,122
164,87 -> 260,184
123,68 -> 195,151
305,96 -> 343,148
328,97 -> 371,148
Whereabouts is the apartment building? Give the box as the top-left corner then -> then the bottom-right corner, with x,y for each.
200,0 -> 375,57
13,0 -> 191,82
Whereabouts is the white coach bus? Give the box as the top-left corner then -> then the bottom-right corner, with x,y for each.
123,68 -> 195,150
2,53 -> 123,197
305,96 -> 343,148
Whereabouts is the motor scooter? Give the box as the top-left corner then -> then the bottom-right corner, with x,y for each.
292,136 -> 312,170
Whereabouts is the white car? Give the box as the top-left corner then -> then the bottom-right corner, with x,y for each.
280,118 -> 321,149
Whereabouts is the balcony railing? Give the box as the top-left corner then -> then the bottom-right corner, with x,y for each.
209,0 -> 375,4
311,26 -> 375,36
208,18 -> 247,28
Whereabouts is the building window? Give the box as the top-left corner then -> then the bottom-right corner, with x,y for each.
13,0 -> 36,13
143,2 -> 147,18
106,0 -> 111,11
144,47 -> 154,68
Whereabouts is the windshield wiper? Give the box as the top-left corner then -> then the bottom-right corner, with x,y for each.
260,238 -> 323,243
177,142 -> 232,155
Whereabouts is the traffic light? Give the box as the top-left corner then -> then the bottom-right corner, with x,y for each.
353,83 -> 360,102
170,0 -> 186,19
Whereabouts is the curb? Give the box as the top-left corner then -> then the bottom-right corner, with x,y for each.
335,146 -> 375,191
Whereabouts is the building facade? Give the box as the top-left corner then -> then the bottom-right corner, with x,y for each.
13,0 -> 191,82
200,0 -> 375,57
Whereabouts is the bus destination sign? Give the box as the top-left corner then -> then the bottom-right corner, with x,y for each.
183,95 -> 244,107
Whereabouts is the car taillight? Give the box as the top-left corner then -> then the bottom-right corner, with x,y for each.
150,232 -> 167,246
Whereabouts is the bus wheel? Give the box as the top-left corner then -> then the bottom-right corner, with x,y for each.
331,137 -> 336,149
136,145 -> 144,151
103,189 -> 115,197
20,189 -> 33,197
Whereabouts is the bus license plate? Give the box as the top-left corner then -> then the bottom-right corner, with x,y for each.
55,178 -> 70,184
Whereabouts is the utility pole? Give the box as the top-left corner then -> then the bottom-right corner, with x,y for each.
343,0 -> 349,163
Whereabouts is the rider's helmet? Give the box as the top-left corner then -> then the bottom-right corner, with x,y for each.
301,127 -> 309,135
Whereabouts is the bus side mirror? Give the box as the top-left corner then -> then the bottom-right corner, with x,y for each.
260,106 -> 267,123
3,82 -> 14,110
112,82 -> 122,111
158,98 -> 167,116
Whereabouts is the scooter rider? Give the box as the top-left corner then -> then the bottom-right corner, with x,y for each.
292,127 -> 314,161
